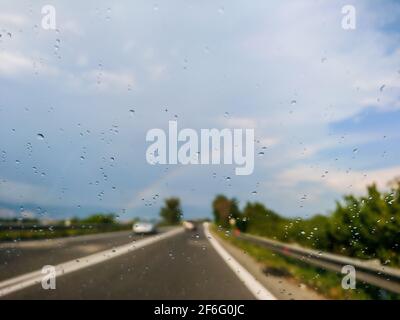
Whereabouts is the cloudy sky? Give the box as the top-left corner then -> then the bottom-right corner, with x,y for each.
0,0 -> 399,221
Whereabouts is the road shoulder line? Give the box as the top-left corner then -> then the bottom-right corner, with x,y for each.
203,222 -> 276,300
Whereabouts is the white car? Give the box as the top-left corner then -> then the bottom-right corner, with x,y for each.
133,222 -> 157,234
183,220 -> 197,231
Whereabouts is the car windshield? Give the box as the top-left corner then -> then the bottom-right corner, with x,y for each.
0,0 -> 399,305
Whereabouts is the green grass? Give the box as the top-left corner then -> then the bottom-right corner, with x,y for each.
0,225 -> 131,242
212,226 -> 400,300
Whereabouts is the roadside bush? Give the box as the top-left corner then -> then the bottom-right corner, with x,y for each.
212,182 -> 400,266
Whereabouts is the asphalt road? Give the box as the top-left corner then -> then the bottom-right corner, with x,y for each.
0,225 -> 256,299
0,228 -> 172,282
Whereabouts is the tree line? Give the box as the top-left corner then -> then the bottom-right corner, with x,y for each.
212,183 -> 400,267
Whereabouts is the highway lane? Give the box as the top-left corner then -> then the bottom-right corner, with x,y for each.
1,224 -> 256,299
0,228 -> 174,282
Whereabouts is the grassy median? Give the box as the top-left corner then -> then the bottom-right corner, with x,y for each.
0,225 -> 132,242
0,214 -> 136,242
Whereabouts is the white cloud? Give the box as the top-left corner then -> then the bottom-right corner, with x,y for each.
221,116 -> 258,129
76,54 -> 89,67
148,64 -> 167,81
240,1 -> 400,132
0,208 -> 36,220
0,51 -> 32,75
278,164 -> 400,194
258,136 -> 280,148
0,208 -> 16,218
85,69 -> 136,93
0,51 -> 58,77
125,166 -> 188,210
61,20 -> 84,36
20,210 -> 36,219
65,69 -> 136,93
0,179 -> 55,205
0,13 -> 27,27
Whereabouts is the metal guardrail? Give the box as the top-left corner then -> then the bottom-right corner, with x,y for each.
236,232 -> 400,294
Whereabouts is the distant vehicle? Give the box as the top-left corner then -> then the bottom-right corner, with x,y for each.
183,220 -> 197,231
133,222 -> 157,234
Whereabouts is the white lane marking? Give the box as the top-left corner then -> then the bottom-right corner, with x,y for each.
203,222 -> 276,300
0,227 -> 184,297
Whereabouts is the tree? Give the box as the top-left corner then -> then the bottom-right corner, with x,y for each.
242,202 -> 285,238
160,197 -> 182,225
81,213 -> 116,224
212,195 -> 242,228
210,183 -> 400,267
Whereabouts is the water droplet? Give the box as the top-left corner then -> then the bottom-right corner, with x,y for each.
379,84 -> 385,92
37,133 -> 45,140
291,100 -> 297,106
